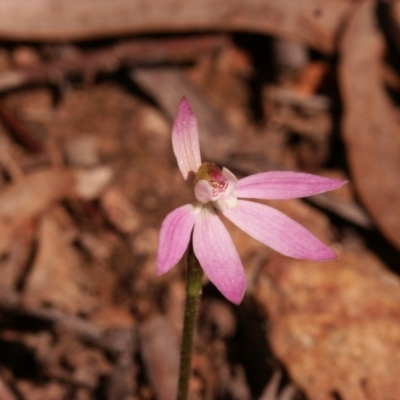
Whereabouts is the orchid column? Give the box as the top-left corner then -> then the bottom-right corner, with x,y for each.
157,97 -> 347,399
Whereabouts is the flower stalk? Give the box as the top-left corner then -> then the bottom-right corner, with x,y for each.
177,243 -> 204,400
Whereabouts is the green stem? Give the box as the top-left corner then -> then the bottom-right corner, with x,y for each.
177,244 -> 204,400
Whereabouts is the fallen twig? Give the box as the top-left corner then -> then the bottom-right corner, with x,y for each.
0,284 -> 136,357
0,35 -> 229,93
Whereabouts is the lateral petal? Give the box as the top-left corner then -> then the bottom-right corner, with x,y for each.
172,97 -> 202,179
222,200 -> 336,261
194,179 -> 214,203
235,171 -> 347,200
157,204 -> 198,275
193,207 -> 246,304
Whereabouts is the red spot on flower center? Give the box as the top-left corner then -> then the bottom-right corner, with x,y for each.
195,162 -> 230,198
210,179 -> 228,195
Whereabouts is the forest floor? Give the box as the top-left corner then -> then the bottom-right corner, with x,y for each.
0,1 -> 398,399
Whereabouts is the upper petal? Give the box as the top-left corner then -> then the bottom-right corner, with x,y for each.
221,200 -> 336,261
193,206 -> 246,304
157,204 -> 198,275
172,97 -> 202,179
235,171 -> 347,200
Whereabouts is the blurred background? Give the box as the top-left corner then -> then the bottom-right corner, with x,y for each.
0,0 -> 398,399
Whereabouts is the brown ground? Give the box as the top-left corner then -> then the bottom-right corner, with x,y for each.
0,1 -> 398,400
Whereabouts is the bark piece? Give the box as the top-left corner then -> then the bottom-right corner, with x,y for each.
340,0 -> 400,249
0,0 -> 354,53
256,250 -> 400,400
0,35 -> 229,93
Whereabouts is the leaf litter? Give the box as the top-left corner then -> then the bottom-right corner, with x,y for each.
0,1 -> 397,399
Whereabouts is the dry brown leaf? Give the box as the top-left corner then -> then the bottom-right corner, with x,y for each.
0,167 -> 112,256
73,167 -> 113,200
0,168 -> 109,227
0,169 -> 75,225
61,341 -> 111,388
0,0 -> 355,53
23,207 -> 96,314
0,169 -> 74,255
17,381 -> 67,400
91,306 -> 135,330
100,185 -> 140,234
138,315 -> 180,400
256,250 -> 400,400
340,0 -> 400,250
64,135 -> 101,167
260,371 -> 297,400
0,376 -> 18,400
132,67 -> 237,165
0,223 -> 34,288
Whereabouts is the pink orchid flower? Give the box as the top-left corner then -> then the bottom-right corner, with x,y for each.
157,97 -> 347,304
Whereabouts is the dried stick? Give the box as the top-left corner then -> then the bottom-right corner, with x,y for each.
0,35 -> 229,93
0,285 -> 135,357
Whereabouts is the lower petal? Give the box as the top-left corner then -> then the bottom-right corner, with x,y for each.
157,204 -> 198,275
222,200 -> 336,261
193,207 -> 246,304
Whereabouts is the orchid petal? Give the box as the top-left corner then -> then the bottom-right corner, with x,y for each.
235,171 -> 347,200
193,207 -> 246,304
221,167 -> 238,189
222,200 -> 336,261
172,97 -> 202,179
194,180 -> 213,203
157,204 -> 198,275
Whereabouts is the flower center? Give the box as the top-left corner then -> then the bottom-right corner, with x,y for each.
199,163 -> 228,195
194,162 -> 238,209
